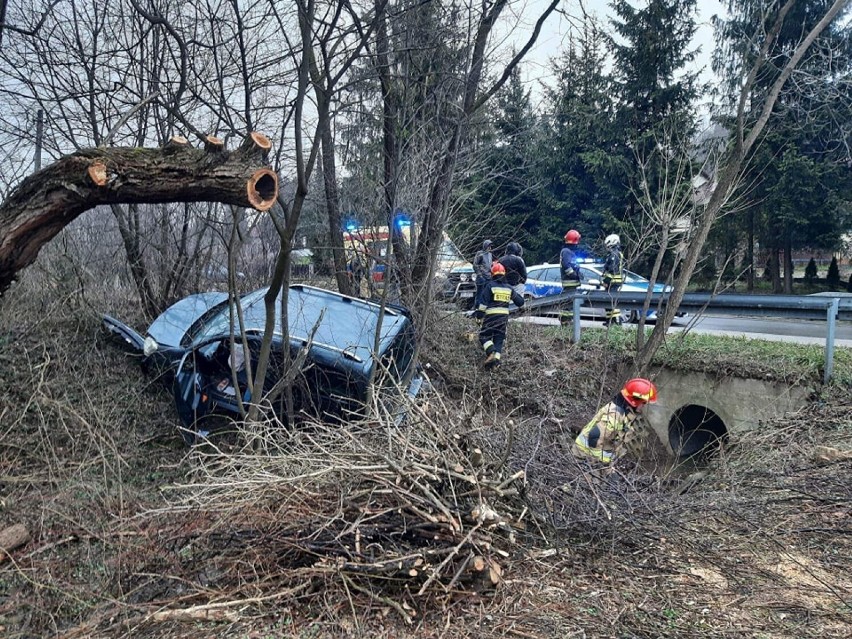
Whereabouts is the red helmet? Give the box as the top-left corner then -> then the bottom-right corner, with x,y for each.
491,262 -> 506,276
564,229 -> 581,244
621,378 -> 658,408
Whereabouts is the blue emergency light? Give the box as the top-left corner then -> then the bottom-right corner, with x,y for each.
393,212 -> 411,229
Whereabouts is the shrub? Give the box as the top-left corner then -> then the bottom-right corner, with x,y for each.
827,257 -> 841,288
847,273 -> 852,293
804,258 -> 818,284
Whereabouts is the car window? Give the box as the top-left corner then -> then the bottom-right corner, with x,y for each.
544,267 -> 560,282
623,270 -> 648,285
528,268 -> 545,280
580,267 -> 600,281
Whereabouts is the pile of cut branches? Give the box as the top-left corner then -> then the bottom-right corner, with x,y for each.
104,395 -> 534,630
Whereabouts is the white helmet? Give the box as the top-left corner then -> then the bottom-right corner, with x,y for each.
604,234 -> 621,248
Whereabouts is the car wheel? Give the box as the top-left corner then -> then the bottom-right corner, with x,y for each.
627,310 -> 639,323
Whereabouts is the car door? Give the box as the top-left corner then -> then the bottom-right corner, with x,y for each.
524,268 -> 546,298
173,349 -> 213,444
541,267 -> 563,296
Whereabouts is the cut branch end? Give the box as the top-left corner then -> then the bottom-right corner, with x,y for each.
240,132 -> 272,158
247,169 -> 278,211
87,162 -> 108,186
204,135 -> 225,153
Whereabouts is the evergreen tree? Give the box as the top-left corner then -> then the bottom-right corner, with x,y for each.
538,22 -> 623,261
804,258 -> 818,284
610,0 -> 700,138
453,61 -> 544,259
608,0 -> 701,234
713,0 -> 852,293
827,257 -> 841,288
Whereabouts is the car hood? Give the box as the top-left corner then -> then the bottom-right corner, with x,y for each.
148,292 -> 229,347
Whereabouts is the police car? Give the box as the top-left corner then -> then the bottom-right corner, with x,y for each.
523,260 -> 679,323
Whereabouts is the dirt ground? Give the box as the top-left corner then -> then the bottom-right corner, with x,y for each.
0,286 -> 850,639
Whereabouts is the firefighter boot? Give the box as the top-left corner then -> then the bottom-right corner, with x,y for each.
484,352 -> 501,369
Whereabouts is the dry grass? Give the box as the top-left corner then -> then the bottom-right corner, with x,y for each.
0,281 -> 850,638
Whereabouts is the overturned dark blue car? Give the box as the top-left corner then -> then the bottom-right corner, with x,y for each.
103,285 -> 421,443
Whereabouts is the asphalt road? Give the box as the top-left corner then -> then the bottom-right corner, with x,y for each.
511,312 -> 852,347
671,313 -> 852,346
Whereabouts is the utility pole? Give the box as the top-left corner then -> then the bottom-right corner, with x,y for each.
34,109 -> 43,171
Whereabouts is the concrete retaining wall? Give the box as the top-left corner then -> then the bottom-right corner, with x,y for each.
642,369 -> 812,454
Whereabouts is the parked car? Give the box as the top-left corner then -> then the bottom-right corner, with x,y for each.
437,264 -> 477,308
103,285 -> 421,443
523,261 -> 683,323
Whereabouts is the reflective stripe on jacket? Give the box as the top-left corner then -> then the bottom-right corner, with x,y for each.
477,279 -> 525,315
573,394 -> 638,464
603,248 -> 623,285
560,246 -> 582,285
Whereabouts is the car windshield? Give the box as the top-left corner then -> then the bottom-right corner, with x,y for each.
438,237 -> 465,262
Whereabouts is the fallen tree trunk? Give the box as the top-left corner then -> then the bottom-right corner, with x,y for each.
0,132 -> 278,295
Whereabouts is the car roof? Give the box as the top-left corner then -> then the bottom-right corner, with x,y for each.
192,285 -> 410,364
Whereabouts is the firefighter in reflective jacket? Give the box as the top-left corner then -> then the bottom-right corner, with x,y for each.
559,229 -> 583,323
602,233 -> 625,325
475,262 -> 525,368
573,378 -> 658,464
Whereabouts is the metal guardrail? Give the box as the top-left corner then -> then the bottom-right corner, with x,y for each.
513,290 -> 852,384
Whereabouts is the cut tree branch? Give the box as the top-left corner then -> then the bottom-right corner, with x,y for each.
0,132 -> 278,295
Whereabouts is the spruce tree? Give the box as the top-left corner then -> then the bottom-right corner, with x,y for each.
804,258 -> 818,284
827,257 -> 841,288
606,0 -> 701,263
539,22 -> 622,261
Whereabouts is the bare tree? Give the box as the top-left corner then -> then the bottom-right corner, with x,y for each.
336,0 -> 560,325
635,0 -> 851,374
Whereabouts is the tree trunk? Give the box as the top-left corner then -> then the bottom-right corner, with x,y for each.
783,230 -> 793,293
746,209 -> 754,291
320,125 -> 351,296
0,133 -> 278,295
771,250 -> 782,293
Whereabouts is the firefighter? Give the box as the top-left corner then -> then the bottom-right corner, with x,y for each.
573,378 -> 658,465
346,250 -> 369,298
473,240 -> 494,310
499,241 -> 528,298
474,262 -> 525,368
601,233 -> 625,325
559,229 -> 583,324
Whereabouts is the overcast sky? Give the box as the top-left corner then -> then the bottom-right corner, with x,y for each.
514,0 -> 727,104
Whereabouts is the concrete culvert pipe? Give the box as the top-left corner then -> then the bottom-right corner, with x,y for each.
669,404 -> 728,460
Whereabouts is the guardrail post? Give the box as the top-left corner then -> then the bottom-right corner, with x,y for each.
572,295 -> 582,343
824,297 -> 839,384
